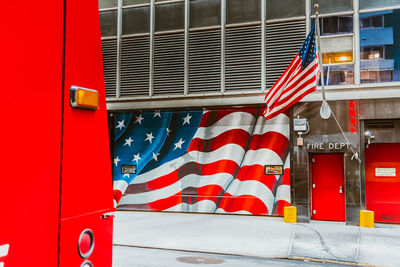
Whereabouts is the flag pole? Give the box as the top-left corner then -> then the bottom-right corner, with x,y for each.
314,2 -> 331,119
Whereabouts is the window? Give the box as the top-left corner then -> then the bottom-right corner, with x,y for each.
360,10 -> 400,83
311,0 -> 352,15
123,0 -> 149,5
100,10 -> 118,37
320,16 -> 353,35
226,0 -> 261,24
122,7 -> 150,35
155,2 -> 185,32
99,0 -> 118,9
266,0 -> 305,20
190,0 -> 221,28
360,0 -> 400,10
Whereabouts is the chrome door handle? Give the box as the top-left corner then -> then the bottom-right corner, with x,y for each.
339,186 -> 343,194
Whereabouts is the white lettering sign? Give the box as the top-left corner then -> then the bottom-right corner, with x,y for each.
375,168 -> 396,177
307,143 -> 351,150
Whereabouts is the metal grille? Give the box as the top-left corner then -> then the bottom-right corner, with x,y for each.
120,36 -> 150,97
366,120 -> 396,129
189,29 -> 221,94
266,20 -> 306,89
101,39 -> 117,98
225,25 -> 261,92
154,33 -> 185,95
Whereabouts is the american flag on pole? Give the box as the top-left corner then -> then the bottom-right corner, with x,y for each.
113,107 -> 290,216
264,23 -> 320,120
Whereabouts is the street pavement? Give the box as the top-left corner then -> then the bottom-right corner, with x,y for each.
113,211 -> 400,266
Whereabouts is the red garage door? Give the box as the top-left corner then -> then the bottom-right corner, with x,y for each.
366,143 -> 400,223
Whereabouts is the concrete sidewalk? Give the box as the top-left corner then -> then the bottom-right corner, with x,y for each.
114,211 -> 400,266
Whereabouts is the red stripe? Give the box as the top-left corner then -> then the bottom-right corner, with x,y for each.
218,193 -> 269,215
274,200 -> 290,216
235,165 -> 279,190
147,193 -> 183,211
188,129 -> 251,152
247,132 -> 290,160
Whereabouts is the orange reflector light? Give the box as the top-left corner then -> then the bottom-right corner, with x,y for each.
70,86 -> 99,110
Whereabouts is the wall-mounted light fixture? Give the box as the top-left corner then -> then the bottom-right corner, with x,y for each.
364,131 -> 375,148
294,117 -> 309,146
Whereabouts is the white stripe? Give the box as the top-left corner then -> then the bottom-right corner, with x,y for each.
113,180 -> 128,193
163,201 -> 217,213
194,112 -> 256,140
0,262 -> 4,267
120,173 -> 233,205
283,154 -> 290,169
223,180 -> 275,214
241,149 -> 283,166
275,185 -> 291,203
215,208 -> 252,215
132,144 -> 246,184
0,244 -> 9,258
252,114 -> 290,138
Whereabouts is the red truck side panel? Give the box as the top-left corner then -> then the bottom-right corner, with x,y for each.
0,2 -> 64,267
58,0 -> 114,266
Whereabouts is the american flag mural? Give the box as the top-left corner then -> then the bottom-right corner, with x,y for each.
113,106 -> 290,216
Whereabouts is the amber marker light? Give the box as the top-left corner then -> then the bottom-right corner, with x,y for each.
70,86 -> 99,110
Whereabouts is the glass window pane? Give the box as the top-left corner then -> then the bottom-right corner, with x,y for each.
226,0 -> 261,24
155,2 -> 185,31
311,0 -> 352,15
99,0 -> 118,9
122,7 -> 150,35
190,0 -> 221,28
360,0 -> 400,10
100,10 -> 118,37
323,65 -> 354,85
320,15 -> 353,35
360,10 -> 400,83
266,0 -> 305,20
123,0 -> 149,5
321,35 -> 353,64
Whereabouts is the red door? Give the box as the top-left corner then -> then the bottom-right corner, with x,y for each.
311,153 -> 345,221
365,143 -> 400,223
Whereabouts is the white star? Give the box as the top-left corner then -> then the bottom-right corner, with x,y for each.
132,153 -> 141,164
114,156 -> 121,167
174,138 -> 185,150
116,120 -> 125,130
123,174 -> 130,178
153,152 -> 160,161
153,110 -> 161,118
166,128 -> 171,136
135,115 -> 144,124
182,114 -> 192,125
124,137 -> 134,147
145,132 -> 155,144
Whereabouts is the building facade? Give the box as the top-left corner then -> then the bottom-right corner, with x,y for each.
99,0 -> 400,224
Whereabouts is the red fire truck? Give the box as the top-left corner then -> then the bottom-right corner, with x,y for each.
0,1 -> 113,266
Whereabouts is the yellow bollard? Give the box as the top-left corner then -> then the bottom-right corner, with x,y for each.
360,210 -> 374,228
284,206 -> 297,223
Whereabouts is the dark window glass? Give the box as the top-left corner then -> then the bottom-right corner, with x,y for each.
360,10 -> 400,83
226,0 -> 261,24
190,0 -> 221,28
322,65 -> 354,85
266,0 -> 305,20
99,0 -> 118,9
312,0 -> 352,14
100,10 -> 118,37
122,7 -> 150,34
123,0 -> 149,5
320,16 -> 353,35
360,0 -> 400,10
155,2 -> 185,31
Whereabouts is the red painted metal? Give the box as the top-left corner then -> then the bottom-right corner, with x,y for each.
0,1 -> 113,266
366,143 -> 400,223
311,153 -> 345,221
0,2 -> 64,266
58,0 -> 114,266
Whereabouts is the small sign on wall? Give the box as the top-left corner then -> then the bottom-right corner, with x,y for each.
121,165 -> 137,174
265,165 -> 283,175
375,168 -> 396,177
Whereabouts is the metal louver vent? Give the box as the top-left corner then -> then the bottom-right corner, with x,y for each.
366,120 -> 396,129
120,36 -> 150,97
101,39 -> 117,98
225,25 -> 261,92
266,20 -> 306,89
154,33 -> 184,95
189,29 -> 221,94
